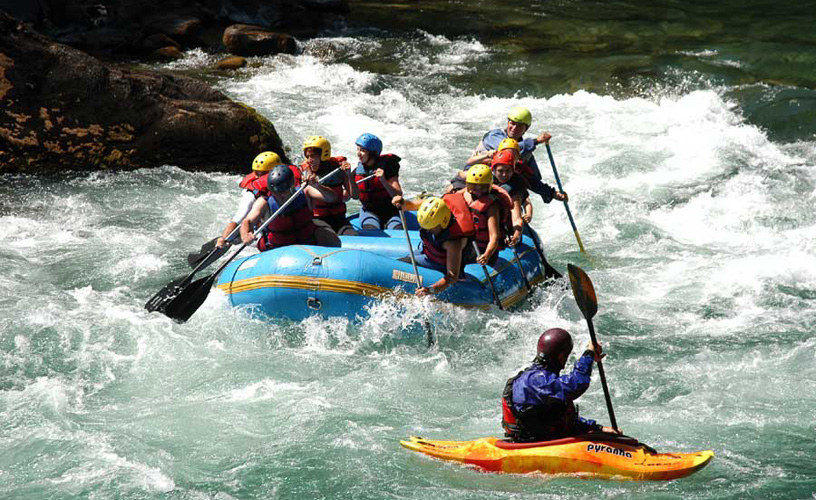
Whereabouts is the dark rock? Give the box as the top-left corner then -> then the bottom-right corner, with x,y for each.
223,24 -> 296,57
141,33 -> 181,51
215,56 -> 247,70
143,14 -> 203,39
0,11 -> 288,174
151,45 -> 183,60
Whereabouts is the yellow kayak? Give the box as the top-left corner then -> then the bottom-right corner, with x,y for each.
400,434 -> 713,481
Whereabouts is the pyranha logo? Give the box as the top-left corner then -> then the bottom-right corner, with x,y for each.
586,443 -> 633,458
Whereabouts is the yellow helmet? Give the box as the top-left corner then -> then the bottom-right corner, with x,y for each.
302,135 -> 331,161
507,106 -> 532,126
497,138 -> 520,153
252,151 -> 282,172
417,197 -> 451,230
466,163 -> 493,186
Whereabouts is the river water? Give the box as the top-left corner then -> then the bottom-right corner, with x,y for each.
2,2 -> 816,499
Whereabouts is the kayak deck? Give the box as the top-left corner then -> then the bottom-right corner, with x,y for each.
400,434 -> 713,481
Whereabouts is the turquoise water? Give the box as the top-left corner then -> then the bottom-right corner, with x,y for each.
2,5 -> 816,499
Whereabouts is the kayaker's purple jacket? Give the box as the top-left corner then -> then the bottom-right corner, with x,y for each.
510,351 -> 599,431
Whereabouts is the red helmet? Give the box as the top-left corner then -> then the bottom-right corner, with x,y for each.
536,328 -> 573,370
491,149 -> 516,170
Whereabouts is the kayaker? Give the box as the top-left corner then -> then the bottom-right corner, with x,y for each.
502,328 -> 621,442
491,149 -> 534,233
353,133 -> 404,230
300,135 -> 358,235
216,151 -> 301,248
391,193 -> 475,296
240,165 -> 341,250
467,106 -> 568,206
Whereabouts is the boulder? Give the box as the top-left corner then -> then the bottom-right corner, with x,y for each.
0,11 -> 288,173
215,56 -> 247,70
222,24 -> 296,57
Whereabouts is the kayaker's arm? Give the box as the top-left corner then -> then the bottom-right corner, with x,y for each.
466,138 -> 495,166
341,161 -> 357,200
304,181 -> 339,204
240,197 -> 268,244
521,196 -> 533,224
507,198 -> 523,247
477,204 -> 502,264
424,237 -> 465,295
392,195 -> 422,211
380,173 -> 402,197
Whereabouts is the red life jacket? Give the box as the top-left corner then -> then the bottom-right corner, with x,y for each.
515,160 -> 535,181
239,172 -> 261,190
301,157 -> 347,218
250,165 -> 302,198
467,185 -> 514,253
355,154 -> 400,212
420,192 -> 476,267
257,193 -> 316,251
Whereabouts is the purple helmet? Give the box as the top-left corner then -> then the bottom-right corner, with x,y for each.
536,328 -> 573,370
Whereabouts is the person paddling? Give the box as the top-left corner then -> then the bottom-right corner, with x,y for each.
491,149 -> 534,232
216,151 -> 301,249
460,164 -> 519,265
300,136 -> 358,236
353,133 -> 404,230
468,107 -> 567,206
240,165 -> 341,250
502,328 -> 621,442
391,193 -> 475,296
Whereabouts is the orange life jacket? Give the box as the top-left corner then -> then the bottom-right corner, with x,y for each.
467,185 -> 514,253
420,192 -> 476,267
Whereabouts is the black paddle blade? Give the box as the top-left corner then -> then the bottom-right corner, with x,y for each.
144,276 -> 187,313
162,273 -> 217,323
187,237 -> 220,268
568,263 -> 598,320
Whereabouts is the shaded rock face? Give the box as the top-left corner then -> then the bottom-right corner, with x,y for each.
0,0 -> 349,57
0,12 -> 288,173
223,24 -> 296,57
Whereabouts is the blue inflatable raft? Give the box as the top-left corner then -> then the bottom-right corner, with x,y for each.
214,216 -> 560,321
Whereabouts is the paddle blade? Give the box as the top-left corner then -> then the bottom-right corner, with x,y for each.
162,273 -> 217,323
144,276 -> 187,313
187,237 -> 219,267
567,263 -> 597,320
188,242 -> 229,269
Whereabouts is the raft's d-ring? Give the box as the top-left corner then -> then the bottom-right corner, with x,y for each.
307,297 -> 322,310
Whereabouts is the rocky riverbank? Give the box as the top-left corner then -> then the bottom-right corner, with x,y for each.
0,0 -> 349,174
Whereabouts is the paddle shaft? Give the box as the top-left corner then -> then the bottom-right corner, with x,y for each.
398,209 -> 434,347
584,317 -> 618,431
355,173 -> 376,184
472,241 -> 503,310
544,143 -> 586,254
510,245 -> 532,292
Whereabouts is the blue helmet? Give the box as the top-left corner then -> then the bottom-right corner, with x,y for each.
355,133 -> 383,156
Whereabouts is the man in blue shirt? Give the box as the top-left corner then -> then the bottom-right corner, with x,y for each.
467,107 -> 567,205
501,328 -> 620,442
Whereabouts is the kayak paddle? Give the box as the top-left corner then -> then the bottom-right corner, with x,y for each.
399,209 -> 435,347
567,263 -> 618,431
545,143 -> 586,254
146,168 -> 342,321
